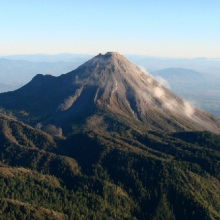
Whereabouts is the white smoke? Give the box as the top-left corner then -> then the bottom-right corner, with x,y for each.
137,68 -> 167,100
137,65 -> 195,119
163,98 -> 195,118
138,66 -> 170,89
154,87 -> 165,98
183,100 -> 195,117
138,66 -> 149,75
138,66 -> 154,83
163,99 -> 178,111
154,76 -> 171,89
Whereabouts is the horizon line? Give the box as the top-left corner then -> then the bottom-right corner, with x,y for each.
0,52 -> 220,60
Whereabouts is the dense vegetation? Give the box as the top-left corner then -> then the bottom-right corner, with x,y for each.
0,166 -> 135,220
0,113 -> 220,219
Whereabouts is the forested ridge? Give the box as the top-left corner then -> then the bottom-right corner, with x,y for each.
0,113 -> 219,219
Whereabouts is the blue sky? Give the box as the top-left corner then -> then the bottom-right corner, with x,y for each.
0,0 -> 220,57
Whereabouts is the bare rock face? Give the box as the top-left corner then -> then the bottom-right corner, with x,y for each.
59,52 -> 220,133
0,52 -> 220,134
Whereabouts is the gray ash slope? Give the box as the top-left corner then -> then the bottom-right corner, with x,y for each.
0,52 -> 220,134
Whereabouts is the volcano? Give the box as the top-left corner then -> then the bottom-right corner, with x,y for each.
0,52 -> 220,135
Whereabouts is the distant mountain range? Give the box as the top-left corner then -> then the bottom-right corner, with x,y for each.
0,56 -> 90,91
1,53 -> 92,63
152,68 -> 204,84
128,55 -> 220,75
